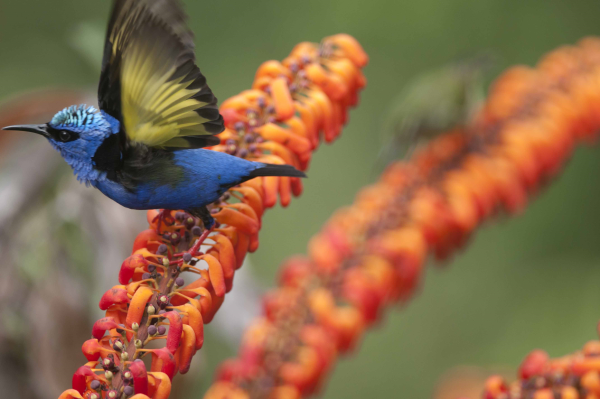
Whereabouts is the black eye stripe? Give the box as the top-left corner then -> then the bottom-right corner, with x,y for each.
46,126 -> 80,142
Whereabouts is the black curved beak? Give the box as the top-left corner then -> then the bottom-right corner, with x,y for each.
2,124 -> 50,138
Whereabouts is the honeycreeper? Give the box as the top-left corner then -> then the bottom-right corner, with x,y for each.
2,0 -> 305,229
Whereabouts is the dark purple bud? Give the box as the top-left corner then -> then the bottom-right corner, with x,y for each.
175,277 -> 185,287
266,105 -> 275,114
289,62 -> 299,73
158,310 -> 167,315
170,232 -> 181,245
248,144 -> 258,153
148,264 -> 156,273
234,122 -> 246,131
226,145 -> 237,155
148,325 -> 158,336
175,211 -> 186,221
123,386 -> 134,396
267,116 -> 277,124
226,139 -> 236,146
257,97 -> 266,108
183,253 -> 192,263
237,148 -> 249,158
158,325 -> 167,335
142,273 -> 151,280
185,217 -> 195,230
157,244 -> 168,255
162,233 -> 171,241
191,226 -> 202,236
90,380 -> 101,390
244,134 -> 255,144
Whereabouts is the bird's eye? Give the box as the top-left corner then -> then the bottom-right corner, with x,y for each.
59,131 -> 71,142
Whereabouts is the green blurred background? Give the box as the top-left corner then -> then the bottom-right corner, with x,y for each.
2,0 -> 600,398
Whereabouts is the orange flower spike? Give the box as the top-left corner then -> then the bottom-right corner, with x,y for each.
199,254 -> 226,297
148,372 -> 172,399
212,207 -> 259,235
126,286 -> 154,328
178,324 -> 197,374
324,34 -> 369,68
270,77 -> 296,120
58,390 -> 84,399
231,186 -> 265,219
256,123 -> 312,155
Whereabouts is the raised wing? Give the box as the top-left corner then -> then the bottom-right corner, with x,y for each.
98,0 -> 224,149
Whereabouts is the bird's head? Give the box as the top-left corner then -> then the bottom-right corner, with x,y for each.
3,105 -> 120,184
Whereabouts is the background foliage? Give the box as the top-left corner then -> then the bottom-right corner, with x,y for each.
2,0 -> 600,398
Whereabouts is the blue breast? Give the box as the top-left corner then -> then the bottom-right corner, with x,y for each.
95,149 -> 262,210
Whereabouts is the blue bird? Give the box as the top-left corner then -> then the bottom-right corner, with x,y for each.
2,0 -> 305,230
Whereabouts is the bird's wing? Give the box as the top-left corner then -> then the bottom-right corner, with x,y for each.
98,0 -> 224,149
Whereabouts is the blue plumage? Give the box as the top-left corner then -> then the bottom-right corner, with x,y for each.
1,0 -> 306,229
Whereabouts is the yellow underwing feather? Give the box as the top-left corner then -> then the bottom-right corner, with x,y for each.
98,0 -> 224,149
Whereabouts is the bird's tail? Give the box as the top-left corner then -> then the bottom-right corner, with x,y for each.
247,163 -> 307,178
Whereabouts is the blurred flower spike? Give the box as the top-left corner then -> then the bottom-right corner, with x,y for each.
482,334 -> 600,399
205,37 -> 600,398
57,34 -> 367,399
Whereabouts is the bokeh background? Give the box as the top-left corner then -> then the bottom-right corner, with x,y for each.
2,0 -> 600,398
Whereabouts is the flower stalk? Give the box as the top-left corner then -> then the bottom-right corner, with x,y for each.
205,37 -> 600,399
57,34 -> 368,399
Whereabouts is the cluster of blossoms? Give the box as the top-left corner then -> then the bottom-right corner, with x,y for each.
205,37 -> 600,399
57,34 -> 368,399
482,338 -> 600,399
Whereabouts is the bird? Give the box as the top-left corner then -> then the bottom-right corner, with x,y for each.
2,0 -> 305,231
